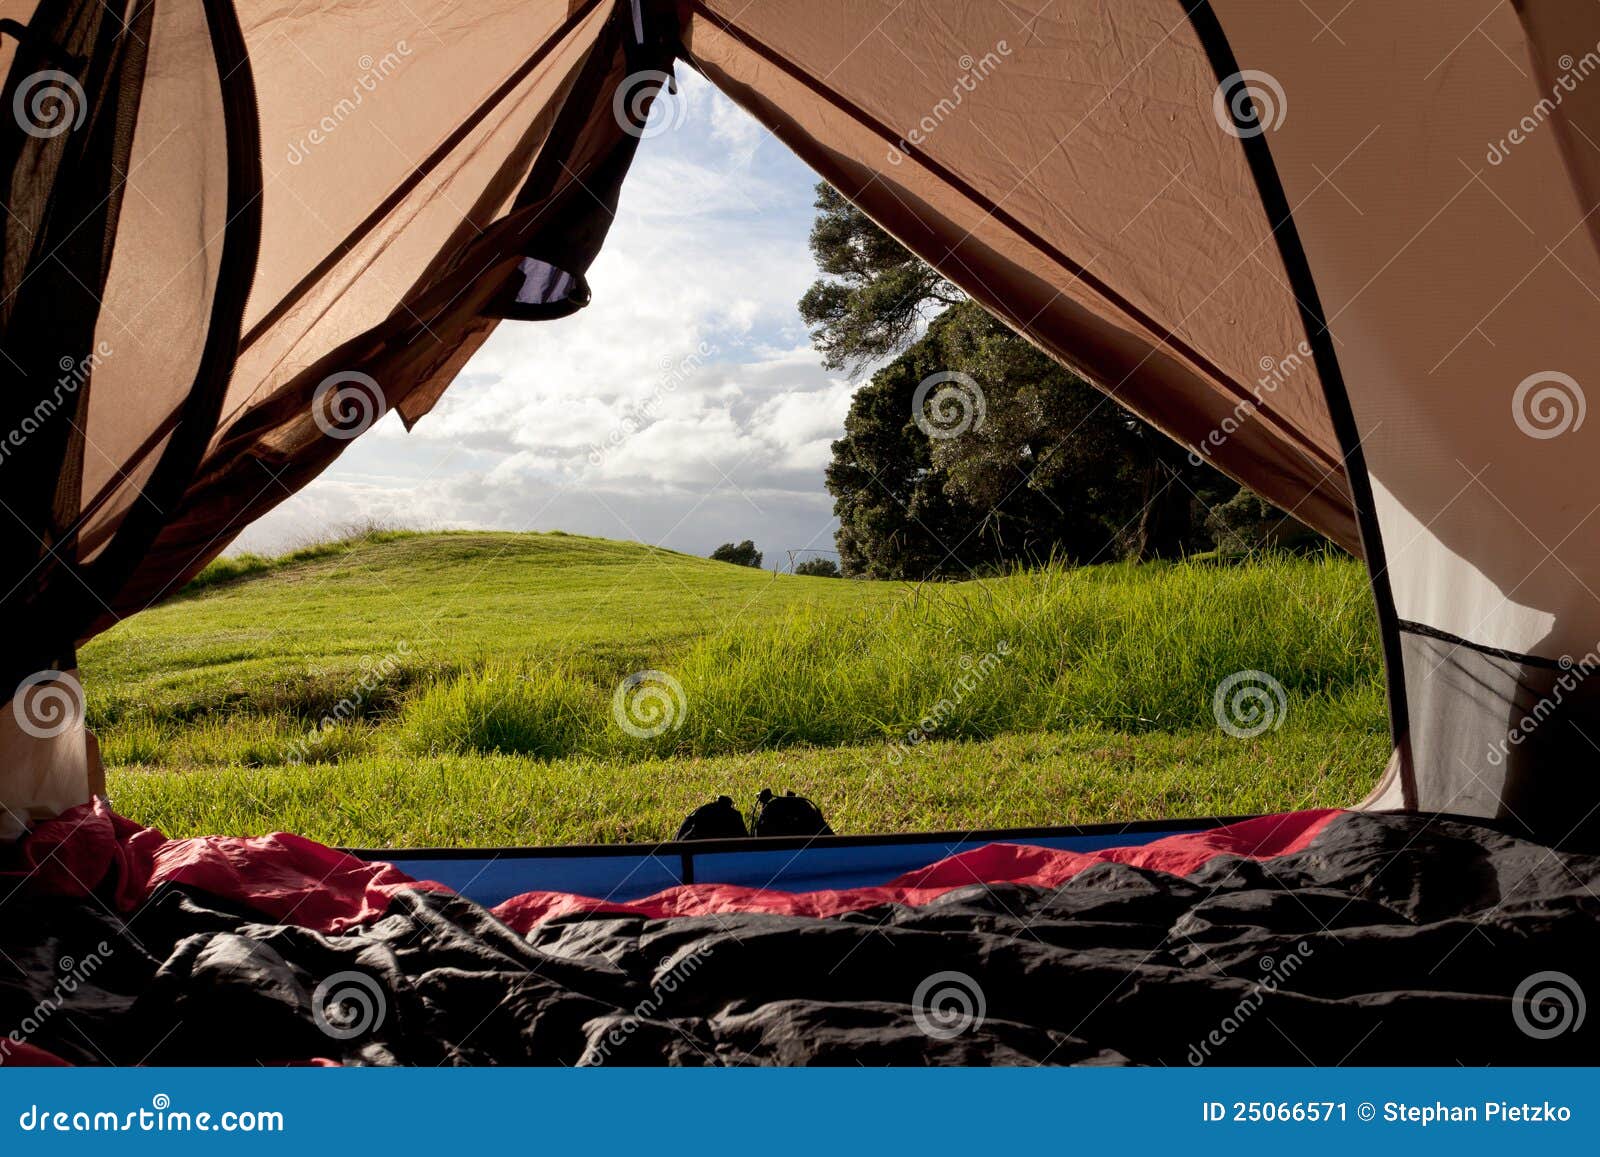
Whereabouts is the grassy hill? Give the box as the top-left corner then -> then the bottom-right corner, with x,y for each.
88,530 -> 1391,846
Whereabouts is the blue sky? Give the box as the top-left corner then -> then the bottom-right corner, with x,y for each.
234,70 -> 850,565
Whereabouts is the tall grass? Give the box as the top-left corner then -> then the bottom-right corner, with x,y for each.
647,555 -> 1380,754
390,555 -> 1383,762
99,543 -> 1390,844
109,729 -> 1391,847
400,664 -> 599,759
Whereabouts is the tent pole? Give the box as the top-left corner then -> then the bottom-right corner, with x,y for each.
1182,0 -> 1413,806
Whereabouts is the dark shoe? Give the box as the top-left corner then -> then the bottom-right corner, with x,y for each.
750,788 -> 833,837
674,796 -> 748,840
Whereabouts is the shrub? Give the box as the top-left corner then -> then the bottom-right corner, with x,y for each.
400,664 -> 599,758
710,540 -> 763,568
794,557 -> 841,577
1205,489 -> 1328,556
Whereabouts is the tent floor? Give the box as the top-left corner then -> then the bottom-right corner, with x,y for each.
357,815 -> 1236,906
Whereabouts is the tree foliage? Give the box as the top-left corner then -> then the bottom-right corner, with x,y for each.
710,540 -> 762,568
798,184 -> 962,374
793,557 -> 841,577
803,182 -> 1248,578
1205,488 -> 1327,557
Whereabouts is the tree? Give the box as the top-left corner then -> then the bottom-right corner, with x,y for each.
1205,488 -> 1324,556
803,181 -> 1239,575
710,540 -> 762,568
793,556 -> 842,577
926,304 -> 1240,562
922,303 -> 1147,561
826,318 -> 988,579
798,183 -> 962,374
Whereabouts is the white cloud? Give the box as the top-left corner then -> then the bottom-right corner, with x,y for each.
234,81 -> 847,564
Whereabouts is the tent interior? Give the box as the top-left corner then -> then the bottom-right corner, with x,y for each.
2,0 -> 1599,1065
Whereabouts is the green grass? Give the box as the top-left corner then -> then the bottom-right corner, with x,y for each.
106,730 -> 1389,847
87,530 -> 1389,847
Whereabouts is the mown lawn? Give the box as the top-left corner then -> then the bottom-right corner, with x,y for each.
87,530 -> 1390,846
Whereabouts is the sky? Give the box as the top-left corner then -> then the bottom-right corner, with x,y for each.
231,70 -> 850,567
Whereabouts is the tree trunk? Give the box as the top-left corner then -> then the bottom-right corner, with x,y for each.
1132,445 -> 1192,561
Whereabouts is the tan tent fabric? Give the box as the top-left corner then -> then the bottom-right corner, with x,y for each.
681,0 -> 1356,553
1208,0 -> 1600,829
0,0 -> 252,830
6,0 -> 1600,838
1214,0 -> 1600,658
100,0 -> 650,618
75,0 -> 231,562
0,3 -> 40,103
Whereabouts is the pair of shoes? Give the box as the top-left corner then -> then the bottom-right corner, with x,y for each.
673,789 -> 834,840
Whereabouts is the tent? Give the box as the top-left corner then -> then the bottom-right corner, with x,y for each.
2,0 -> 1600,1064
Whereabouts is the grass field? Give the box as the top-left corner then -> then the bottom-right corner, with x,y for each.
87,530 -> 1390,846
